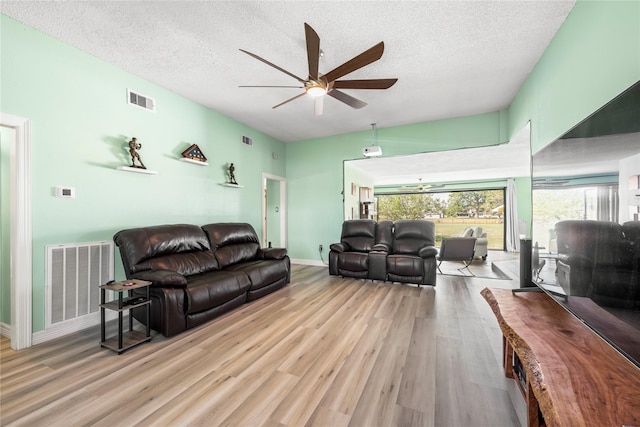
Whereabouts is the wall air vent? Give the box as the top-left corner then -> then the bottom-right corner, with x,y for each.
242,135 -> 253,147
127,89 -> 155,112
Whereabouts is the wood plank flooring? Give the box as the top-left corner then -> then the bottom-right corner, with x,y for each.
0,259 -> 520,426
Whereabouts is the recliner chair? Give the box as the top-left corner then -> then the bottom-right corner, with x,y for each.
329,220 -> 392,279
386,220 -> 438,286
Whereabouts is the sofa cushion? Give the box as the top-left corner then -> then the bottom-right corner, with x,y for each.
224,259 -> 289,291
392,220 -> 436,255
461,227 -> 474,237
472,227 -> 483,238
184,270 -> 251,314
114,224 -> 218,275
387,254 -> 423,275
203,223 -> 260,268
337,252 -> 369,273
341,220 -> 376,252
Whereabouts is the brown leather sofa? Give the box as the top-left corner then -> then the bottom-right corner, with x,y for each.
329,219 -> 437,286
114,223 -> 290,336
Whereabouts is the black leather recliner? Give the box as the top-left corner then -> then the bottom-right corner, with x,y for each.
555,220 -> 639,308
386,220 -> 438,285
329,220 -> 392,279
329,219 -> 437,286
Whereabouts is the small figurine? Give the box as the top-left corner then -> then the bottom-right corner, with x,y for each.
228,163 -> 238,184
128,137 -> 146,169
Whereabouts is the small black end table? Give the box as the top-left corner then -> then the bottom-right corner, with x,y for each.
100,279 -> 151,354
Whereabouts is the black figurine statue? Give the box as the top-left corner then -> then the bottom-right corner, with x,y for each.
128,137 -> 146,169
228,163 -> 238,185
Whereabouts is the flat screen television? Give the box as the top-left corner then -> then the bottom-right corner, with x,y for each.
531,80 -> 640,368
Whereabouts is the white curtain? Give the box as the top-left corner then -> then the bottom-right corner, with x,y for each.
506,178 -> 520,252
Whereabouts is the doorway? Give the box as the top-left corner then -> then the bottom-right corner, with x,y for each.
262,173 -> 287,248
0,113 -> 32,350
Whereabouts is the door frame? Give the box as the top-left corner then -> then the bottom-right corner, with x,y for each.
261,173 -> 287,248
1,113 -> 32,350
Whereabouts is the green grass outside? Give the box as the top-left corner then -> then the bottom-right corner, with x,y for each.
433,221 -> 504,249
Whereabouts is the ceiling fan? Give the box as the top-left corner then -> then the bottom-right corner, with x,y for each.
239,23 -> 398,115
399,179 -> 444,192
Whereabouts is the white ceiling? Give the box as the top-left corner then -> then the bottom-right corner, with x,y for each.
0,1 -> 575,143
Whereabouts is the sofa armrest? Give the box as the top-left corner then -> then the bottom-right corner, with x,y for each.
330,242 -> 348,253
372,243 -> 390,252
259,247 -> 287,260
131,269 -> 188,287
419,246 -> 438,258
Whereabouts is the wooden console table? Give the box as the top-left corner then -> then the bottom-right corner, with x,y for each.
481,287 -> 640,427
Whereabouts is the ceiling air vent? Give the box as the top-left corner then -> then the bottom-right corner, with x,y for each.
127,89 -> 155,112
242,135 -> 253,147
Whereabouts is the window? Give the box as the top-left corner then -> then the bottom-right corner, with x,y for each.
376,189 -> 505,249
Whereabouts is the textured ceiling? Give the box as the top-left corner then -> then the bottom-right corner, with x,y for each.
1,1 -> 575,143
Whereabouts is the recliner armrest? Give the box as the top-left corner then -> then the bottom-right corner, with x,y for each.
131,269 -> 188,287
419,246 -> 438,258
330,242 -> 348,253
372,243 -> 390,252
259,247 -> 287,260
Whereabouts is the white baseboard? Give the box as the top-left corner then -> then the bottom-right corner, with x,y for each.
291,258 -> 328,267
0,322 -> 11,338
32,311 -> 122,346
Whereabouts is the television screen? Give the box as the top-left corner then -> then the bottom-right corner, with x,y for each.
531,80 -> 640,368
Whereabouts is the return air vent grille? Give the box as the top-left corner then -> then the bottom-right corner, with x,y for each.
46,241 -> 114,327
242,135 -> 253,147
127,89 -> 155,112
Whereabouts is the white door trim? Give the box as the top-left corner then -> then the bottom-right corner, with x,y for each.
1,113 -> 32,350
261,173 -> 287,248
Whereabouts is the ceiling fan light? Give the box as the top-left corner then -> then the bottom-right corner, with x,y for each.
306,86 -> 327,98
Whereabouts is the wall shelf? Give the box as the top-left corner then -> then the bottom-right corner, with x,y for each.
221,183 -> 244,188
179,158 -> 209,166
116,166 -> 158,175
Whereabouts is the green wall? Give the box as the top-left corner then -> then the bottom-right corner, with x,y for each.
0,15 -> 286,332
509,0 -> 640,154
286,111 -> 507,261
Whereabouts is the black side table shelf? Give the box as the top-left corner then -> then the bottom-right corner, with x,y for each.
100,279 -> 152,354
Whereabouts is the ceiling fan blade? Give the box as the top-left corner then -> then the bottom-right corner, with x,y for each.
304,23 -> 320,81
327,89 -> 367,109
322,42 -> 385,83
314,96 -> 324,116
239,85 -> 304,88
239,49 -> 306,83
332,78 -> 398,90
272,92 -> 306,109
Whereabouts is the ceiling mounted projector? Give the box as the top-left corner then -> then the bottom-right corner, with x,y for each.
363,146 -> 382,157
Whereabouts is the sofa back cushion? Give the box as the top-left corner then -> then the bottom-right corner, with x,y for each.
392,220 -> 436,255
461,227 -> 474,237
341,220 -> 376,252
203,223 -> 260,268
114,224 -> 218,276
376,221 -> 394,248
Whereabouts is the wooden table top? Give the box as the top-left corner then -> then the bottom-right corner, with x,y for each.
481,287 -> 640,427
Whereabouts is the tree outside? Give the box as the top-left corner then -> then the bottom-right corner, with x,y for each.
376,189 -> 505,249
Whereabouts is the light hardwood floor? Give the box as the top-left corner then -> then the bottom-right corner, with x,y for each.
1,258 -> 520,427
